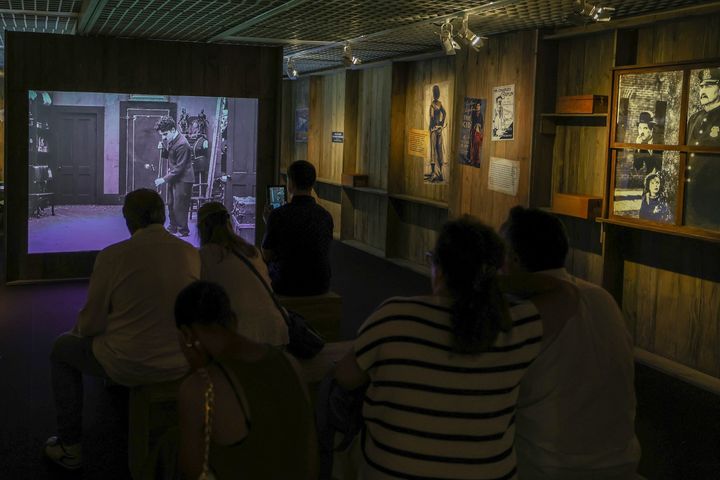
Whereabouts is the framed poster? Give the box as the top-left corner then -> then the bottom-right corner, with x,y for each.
608,61 -> 720,239
687,67 -> 720,147
294,107 -> 308,143
423,82 -> 451,184
491,84 -> 514,141
458,97 -> 485,168
614,69 -> 683,146
612,149 -> 679,225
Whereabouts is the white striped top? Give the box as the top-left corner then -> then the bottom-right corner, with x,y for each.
354,295 -> 543,480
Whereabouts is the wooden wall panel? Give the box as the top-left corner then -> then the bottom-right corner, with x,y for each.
623,261 -> 720,377
356,65 -> 391,190
308,72 -> 345,183
388,200 -> 447,266
401,57 -> 454,203
450,30 -> 537,230
351,192 -> 387,252
318,197 -> 341,237
280,78 -> 309,170
636,15 -> 720,65
553,31 -> 613,198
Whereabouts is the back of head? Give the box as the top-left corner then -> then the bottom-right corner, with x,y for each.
432,215 -> 509,354
287,160 -> 316,191
197,201 -> 257,258
123,188 -> 166,231
175,281 -> 235,329
501,206 -> 569,272
155,115 -> 176,132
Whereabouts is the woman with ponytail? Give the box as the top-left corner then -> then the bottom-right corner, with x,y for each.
334,215 -> 576,480
197,202 -> 288,346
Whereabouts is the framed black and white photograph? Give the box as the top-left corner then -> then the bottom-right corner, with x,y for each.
684,153 -> 720,230
687,67 -> 720,147
614,70 -> 683,146
612,149 -> 679,224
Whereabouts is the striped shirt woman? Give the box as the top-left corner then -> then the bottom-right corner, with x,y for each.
354,295 -> 542,480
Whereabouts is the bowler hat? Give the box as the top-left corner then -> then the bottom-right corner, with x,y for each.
638,111 -> 656,127
700,68 -> 720,86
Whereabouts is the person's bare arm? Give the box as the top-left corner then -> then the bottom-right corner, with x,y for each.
334,349 -> 369,391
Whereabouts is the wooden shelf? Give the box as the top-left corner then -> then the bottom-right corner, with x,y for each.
597,217 -> 720,244
315,177 -> 342,187
345,185 -> 387,196
546,193 -> 603,220
388,193 -> 448,210
540,113 -> 608,118
340,239 -> 385,259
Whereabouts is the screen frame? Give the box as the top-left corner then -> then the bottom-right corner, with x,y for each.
5,32 -> 282,282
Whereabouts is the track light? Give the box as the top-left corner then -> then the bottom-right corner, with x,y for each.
458,15 -> 486,51
568,0 -> 615,24
440,21 -> 460,56
286,58 -> 299,80
342,44 -> 361,67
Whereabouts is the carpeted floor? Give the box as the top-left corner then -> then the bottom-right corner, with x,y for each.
0,241 -> 718,479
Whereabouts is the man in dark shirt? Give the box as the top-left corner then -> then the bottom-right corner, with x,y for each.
153,116 -> 194,237
262,160 -> 333,296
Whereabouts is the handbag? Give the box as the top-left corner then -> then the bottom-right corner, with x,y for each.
231,250 -> 325,359
197,368 -> 217,480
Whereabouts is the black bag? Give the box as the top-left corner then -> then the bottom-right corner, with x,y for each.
231,250 -> 326,359
284,309 -> 325,359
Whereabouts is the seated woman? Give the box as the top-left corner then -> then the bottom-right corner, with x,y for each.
197,201 -> 288,346
175,281 -> 318,479
334,216 -> 577,480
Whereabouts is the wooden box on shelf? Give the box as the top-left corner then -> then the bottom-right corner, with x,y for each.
341,173 -> 369,188
552,193 -> 602,219
555,95 -> 608,114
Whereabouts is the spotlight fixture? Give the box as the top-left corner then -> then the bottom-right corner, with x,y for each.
568,0 -> 615,25
342,43 -> 362,67
286,57 -> 299,80
458,15 -> 487,51
439,20 -> 461,56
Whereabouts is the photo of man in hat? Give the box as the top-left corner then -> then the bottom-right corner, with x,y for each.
632,111 -> 662,174
688,67 -> 720,147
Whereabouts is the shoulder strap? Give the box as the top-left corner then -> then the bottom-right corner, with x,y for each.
230,250 -> 289,322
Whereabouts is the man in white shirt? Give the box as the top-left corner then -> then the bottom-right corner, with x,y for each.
45,189 -> 200,470
501,206 -> 640,479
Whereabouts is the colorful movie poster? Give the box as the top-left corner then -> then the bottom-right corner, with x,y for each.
295,107 -> 308,143
491,84 -> 514,141
458,97 -> 486,168
423,81 -> 451,184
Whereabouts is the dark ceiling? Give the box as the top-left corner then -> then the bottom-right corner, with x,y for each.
0,0 -> 715,73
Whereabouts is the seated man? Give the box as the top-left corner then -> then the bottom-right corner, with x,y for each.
262,160 -> 333,296
500,206 -> 640,479
45,189 -> 200,470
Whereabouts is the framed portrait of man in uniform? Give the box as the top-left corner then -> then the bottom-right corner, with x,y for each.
687,67 -> 720,147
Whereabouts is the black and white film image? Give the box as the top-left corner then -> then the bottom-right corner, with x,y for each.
687,67 -> 720,147
615,70 -> 683,146
27,91 -> 259,254
613,149 -> 679,224
684,153 -> 720,230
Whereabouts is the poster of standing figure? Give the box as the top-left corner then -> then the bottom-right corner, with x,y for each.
458,97 -> 486,168
423,82 -> 451,183
613,149 -> 679,224
492,84 -> 514,141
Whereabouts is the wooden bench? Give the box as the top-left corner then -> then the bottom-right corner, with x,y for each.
277,291 -> 343,342
128,379 -> 183,480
